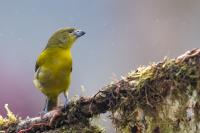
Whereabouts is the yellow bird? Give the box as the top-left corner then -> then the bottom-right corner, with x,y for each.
33,27 -> 85,111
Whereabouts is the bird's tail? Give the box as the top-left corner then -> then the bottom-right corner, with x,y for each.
44,97 -> 58,112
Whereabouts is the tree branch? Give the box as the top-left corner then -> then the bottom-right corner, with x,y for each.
1,48 -> 200,133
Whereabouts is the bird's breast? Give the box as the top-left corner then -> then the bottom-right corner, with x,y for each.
34,48 -> 72,93
46,48 -> 72,73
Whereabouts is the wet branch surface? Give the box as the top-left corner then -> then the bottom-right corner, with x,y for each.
2,48 -> 200,133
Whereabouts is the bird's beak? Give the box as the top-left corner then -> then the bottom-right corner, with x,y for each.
73,30 -> 86,38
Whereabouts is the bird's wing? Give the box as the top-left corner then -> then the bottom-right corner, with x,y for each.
35,50 -> 46,72
35,62 -> 39,72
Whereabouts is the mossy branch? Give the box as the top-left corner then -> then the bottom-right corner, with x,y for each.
1,48 -> 200,133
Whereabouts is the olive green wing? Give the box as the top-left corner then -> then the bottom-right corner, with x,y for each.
35,50 -> 46,72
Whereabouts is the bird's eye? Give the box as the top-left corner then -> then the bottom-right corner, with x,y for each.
68,29 -> 74,33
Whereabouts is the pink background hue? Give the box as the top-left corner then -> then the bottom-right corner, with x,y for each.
0,0 -> 200,132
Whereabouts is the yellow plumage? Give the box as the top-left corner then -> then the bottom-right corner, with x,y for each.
33,27 -> 85,111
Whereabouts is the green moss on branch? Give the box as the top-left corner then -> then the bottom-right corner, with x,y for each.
1,48 -> 200,133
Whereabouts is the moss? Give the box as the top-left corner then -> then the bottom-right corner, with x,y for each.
128,64 -> 155,89
42,120 -> 104,133
0,104 -> 18,131
2,50 -> 200,133
111,55 -> 200,133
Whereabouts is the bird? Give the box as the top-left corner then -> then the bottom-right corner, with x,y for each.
33,27 -> 85,112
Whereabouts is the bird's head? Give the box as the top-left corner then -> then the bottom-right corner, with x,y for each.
46,27 -> 85,49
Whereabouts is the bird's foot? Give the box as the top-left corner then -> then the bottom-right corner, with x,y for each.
49,108 -> 63,127
62,101 -> 69,112
63,93 -> 69,112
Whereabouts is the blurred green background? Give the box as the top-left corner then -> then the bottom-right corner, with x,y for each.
0,0 -> 200,132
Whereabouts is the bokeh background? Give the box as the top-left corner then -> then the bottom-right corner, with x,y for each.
0,0 -> 200,132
